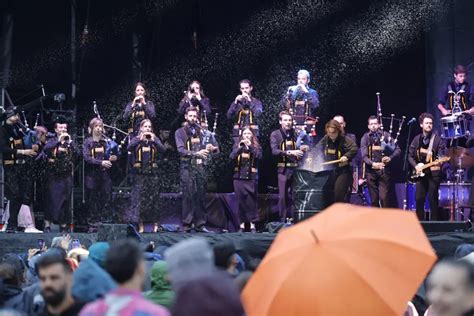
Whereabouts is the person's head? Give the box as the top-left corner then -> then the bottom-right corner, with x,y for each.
105,239 -> 145,288
239,79 -> 253,96
427,259 -> 474,316
134,82 -> 146,97
297,69 -> 310,86
54,123 -> 68,136
88,242 -> 110,269
139,119 -> 153,134
5,113 -> 20,125
165,237 -> 215,290
37,253 -> 73,308
34,126 -> 48,144
0,263 -> 21,287
279,111 -> 293,131
367,115 -> 379,132
172,272 -> 245,316
453,65 -> 467,84
185,106 -> 199,126
419,112 -> 434,134
325,120 -> 343,141
1,254 -> 26,286
240,127 -> 260,149
454,244 -> 474,260
333,115 -> 346,130
213,241 -> 238,273
88,118 -> 103,136
188,80 -> 205,97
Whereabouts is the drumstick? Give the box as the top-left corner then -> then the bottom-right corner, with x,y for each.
322,158 -> 343,166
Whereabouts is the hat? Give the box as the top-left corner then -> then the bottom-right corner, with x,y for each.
165,237 -> 215,289
88,242 -> 110,268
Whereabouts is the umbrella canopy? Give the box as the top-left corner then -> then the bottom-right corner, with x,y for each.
242,203 -> 437,316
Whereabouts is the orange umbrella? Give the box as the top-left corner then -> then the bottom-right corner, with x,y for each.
242,203 -> 437,316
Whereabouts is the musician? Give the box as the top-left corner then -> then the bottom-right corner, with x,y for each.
83,118 -> 118,227
42,122 -> 79,233
128,119 -> 166,232
408,113 -> 447,221
283,69 -> 319,125
270,111 -> 309,221
437,65 -> 473,116
178,80 -> 211,118
227,79 -> 263,141
360,115 -> 401,208
175,106 -> 219,232
123,82 -> 156,136
230,127 -> 262,232
318,120 -> 358,203
0,110 -> 37,232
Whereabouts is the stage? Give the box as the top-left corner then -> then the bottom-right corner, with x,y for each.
1,224 -> 473,264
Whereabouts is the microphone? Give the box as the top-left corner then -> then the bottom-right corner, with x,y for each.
407,117 -> 416,126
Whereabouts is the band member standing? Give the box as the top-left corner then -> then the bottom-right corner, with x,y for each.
271,111 -> 308,222
227,79 -> 263,142
128,119 -> 166,232
408,113 -> 447,221
437,65 -> 473,116
0,110 -> 37,232
178,80 -> 211,119
123,82 -> 156,136
284,69 -> 319,126
360,115 -> 401,208
42,122 -> 78,233
319,120 -> 358,203
175,106 -> 219,232
230,127 -> 262,232
83,118 -> 118,228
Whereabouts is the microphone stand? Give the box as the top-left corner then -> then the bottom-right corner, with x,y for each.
403,123 -> 414,210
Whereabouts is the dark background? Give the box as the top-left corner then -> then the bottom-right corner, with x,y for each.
1,0 -> 472,193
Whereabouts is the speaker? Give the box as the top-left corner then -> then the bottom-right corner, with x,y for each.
420,221 -> 472,233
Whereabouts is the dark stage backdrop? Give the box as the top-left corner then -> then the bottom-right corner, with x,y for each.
3,0 -> 454,193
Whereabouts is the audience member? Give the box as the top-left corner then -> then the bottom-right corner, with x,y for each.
79,239 -> 169,316
143,261 -> 174,310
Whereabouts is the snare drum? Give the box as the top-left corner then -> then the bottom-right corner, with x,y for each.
441,115 -> 468,139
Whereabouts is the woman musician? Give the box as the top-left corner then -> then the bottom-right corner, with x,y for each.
230,127 -> 262,232
127,119 -> 166,232
123,82 -> 156,136
83,118 -> 118,228
178,80 -> 211,121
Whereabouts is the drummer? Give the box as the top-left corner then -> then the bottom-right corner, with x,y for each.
437,65 -> 473,116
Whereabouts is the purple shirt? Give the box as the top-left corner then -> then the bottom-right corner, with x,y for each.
79,288 -> 170,316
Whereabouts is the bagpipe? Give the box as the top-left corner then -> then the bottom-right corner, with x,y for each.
375,92 -> 406,155
201,110 -> 218,147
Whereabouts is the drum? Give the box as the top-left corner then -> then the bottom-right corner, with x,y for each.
441,115 -> 468,139
439,182 -> 471,208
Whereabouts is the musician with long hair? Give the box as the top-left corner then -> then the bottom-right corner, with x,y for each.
83,118 -> 118,228
408,113 -> 447,220
319,120 -> 358,203
127,119 -> 166,232
175,106 -> 219,232
270,111 -> 308,222
230,127 -> 262,232
227,79 -> 263,142
123,82 -> 156,136
360,115 -> 401,208
178,80 -> 211,117
0,110 -> 37,232
42,122 -> 79,233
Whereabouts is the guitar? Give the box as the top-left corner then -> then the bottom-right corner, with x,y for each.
410,157 -> 450,181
